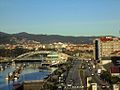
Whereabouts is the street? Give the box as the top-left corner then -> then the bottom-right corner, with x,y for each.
65,60 -> 84,90
64,59 -> 112,90
84,60 -> 111,90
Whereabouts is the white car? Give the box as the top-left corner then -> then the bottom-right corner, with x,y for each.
67,80 -> 73,87
67,83 -> 72,87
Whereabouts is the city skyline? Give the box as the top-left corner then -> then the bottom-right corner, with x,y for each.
0,0 -> 120,36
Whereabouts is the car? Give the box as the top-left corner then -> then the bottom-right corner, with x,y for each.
101,84 -> 107,89
67,82 -> 72,87
81,66 -> 85,69
89,67 -> 91,70
67,80 -> 73,87
58,85 -> 62,89
106,85 -> 110,88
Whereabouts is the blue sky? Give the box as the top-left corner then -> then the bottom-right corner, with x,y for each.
0,0 -> 120,36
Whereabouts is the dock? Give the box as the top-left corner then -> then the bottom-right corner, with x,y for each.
7,64 -> 24,82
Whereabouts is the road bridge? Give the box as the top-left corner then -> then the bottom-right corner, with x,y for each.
12,51 -> 52,62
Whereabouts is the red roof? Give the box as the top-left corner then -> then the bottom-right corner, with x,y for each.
100,37 -> 113,42
110,67 -> 120,73
100,37 -> 120,42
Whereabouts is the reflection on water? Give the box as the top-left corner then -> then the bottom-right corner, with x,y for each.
0,62 -> 52,90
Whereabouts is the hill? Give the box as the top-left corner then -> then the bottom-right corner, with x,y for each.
0,32 -> 98,44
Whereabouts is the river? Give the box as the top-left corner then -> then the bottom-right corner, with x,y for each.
0,62 -> 55,90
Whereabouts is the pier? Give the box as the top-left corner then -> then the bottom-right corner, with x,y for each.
6,64 -> 24,82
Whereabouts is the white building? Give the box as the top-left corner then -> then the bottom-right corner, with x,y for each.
113,84 -> 120,90
87,77 -> 92,88
91,83 -> 97,90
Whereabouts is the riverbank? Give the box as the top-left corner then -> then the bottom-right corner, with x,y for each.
15,58 -> 73,90
0,62 -> 52,90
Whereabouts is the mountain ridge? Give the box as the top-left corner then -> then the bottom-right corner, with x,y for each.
0,31 -> 101,44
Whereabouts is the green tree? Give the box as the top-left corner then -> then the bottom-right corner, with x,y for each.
100,71 -> 111,83
111,76 -> 120,84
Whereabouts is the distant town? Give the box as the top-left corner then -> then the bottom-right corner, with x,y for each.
0,32 -> 120,90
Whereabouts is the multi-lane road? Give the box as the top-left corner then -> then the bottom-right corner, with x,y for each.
64,59 -> 112,90
83,60 -> 111,90
65,60 -> 84,90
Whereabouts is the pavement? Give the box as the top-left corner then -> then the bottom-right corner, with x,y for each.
84,60 -> 112,90
65,60 -> 84,90
64,59 -> 112,90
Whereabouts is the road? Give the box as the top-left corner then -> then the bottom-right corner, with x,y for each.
65,60 -> 84,90
84,60 -> 112,90
64,59 -> 112,90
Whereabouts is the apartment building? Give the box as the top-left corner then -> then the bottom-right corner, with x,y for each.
94,37 -> 120,60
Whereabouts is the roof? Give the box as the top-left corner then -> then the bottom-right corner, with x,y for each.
111,51 -> 120,56
100,37 -> 120,42
110,66 -> 120,73
100,37 -> 113,42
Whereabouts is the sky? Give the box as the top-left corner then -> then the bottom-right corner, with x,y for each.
0,0 -> 120,36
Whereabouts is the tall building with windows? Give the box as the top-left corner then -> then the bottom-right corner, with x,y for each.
94,37 -> 120,60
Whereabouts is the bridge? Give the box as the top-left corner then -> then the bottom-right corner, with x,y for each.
11,50 -> 69,66
12,51 -> 52,62
12,51 -> 68,63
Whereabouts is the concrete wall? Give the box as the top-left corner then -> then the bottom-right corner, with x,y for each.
101,60 -> 112,65
23,80 -> 44,90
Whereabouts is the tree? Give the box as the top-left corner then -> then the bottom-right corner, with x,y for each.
111,76 -> 120,84
100,71 -> 111,83
100,71 -> 120,84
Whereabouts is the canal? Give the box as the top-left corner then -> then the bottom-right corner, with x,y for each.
0,62 -> 55,90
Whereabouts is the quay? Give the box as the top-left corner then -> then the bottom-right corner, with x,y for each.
6,64 -> 24,82
13,80 -> 44,90
13,59 -> 73,90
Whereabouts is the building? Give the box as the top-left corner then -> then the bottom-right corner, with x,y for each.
113,83 -> 120,90
110,66 -> 120,77
45,51 -> 69,65
87,77 -> 92,88
91,83 -> 97,90
94,37 -> 120,60
66,44 -> 93,52
94,39 -> 100,60
111,56 -> 120,66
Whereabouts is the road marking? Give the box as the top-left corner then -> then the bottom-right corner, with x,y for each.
65,85 -> 84,89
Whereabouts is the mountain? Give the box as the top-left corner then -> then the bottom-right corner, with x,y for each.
0,32 -> 12,44
0,32 -> 98,44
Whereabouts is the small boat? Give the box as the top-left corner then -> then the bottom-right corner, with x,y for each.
0,66 -> 3,71
5,77 -> 8,80
14,77 -> 18,81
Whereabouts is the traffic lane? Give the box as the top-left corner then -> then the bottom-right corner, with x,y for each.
76,61 -> 83,85
72,61 -> 81,86
88,63 -> 112,90
85,64 -> 103,90
65,60 -> 83,90
85,65 -> 111,90
65,61 -> 77,82
69,61 -> 82,87
85,67 -> 102,90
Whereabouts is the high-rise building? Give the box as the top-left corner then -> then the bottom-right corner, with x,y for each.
94,37 -> 120,60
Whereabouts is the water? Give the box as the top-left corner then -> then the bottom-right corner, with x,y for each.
0,62 -> 51,90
